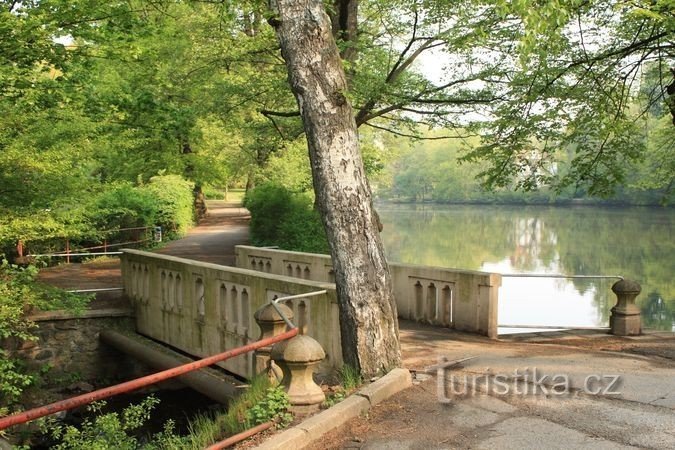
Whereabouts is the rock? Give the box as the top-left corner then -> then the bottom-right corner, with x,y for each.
34,349 -> 54,361
66,381 -> 94,393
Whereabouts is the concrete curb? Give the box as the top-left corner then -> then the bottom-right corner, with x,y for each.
254,368 -> 412,450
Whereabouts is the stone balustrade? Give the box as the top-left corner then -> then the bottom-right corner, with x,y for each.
121,249 -> 342,379
610,279 -> 642,336
236,245 -> 501,338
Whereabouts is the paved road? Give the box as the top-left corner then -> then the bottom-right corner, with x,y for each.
310,321 -> 675,450
153,200 -> 249,266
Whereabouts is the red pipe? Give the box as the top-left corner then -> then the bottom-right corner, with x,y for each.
0,328 -> 298,430
205,421 -> 274,450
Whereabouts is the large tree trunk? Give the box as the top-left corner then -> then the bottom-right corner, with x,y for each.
268,0 -> 401,376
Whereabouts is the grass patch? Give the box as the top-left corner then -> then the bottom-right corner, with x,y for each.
321,365 -> 363,409
81,255 -> 120,265
174,375 -> 291,448
339,364 -> 362,391
224,189 -> 245,203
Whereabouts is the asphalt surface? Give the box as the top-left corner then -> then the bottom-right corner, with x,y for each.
153,200 -> 250,266
309,321 -> 675,450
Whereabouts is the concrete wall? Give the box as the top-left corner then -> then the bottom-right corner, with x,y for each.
121,250 -> 342,379
236,245 -> 501,338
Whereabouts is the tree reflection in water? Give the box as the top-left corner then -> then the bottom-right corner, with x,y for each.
380,204 -> 674,331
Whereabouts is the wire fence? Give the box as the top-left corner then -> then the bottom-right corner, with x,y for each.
19,226 -> 161,262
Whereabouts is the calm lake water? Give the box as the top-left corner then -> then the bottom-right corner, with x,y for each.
378,204 -> 674,332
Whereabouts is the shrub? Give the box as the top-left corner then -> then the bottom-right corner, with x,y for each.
89,183 -> 159,232
142,175 -> 195,237
0,176 -> 196,258
244,184 -> 328,253
243,183 -> 293,245
48,396 -> 165,450
276,195 -> 329,253
46,377 -> 293,450
0,208 -> 95,257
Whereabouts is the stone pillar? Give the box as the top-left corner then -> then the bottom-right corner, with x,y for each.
610,279 -> 642,336
271,335 -> 326,414
253,303 -> 293,381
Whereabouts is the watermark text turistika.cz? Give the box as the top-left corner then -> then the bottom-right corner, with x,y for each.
429,357 -> 622,401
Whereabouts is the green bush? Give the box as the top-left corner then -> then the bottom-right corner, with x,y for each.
276,196 -> 329,253
0,208 -> 96,257
47,376 -> 292,450
89,183 -> 159,232
48,396 -> 169,450
243,183 -> 292,244
244,184 -> 328,253
142,175 -> 195,238
0,176 -> 196,257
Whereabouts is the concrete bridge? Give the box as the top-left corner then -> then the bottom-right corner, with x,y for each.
121,245 -> 502,379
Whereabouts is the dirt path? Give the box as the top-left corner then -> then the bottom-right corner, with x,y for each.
37,200 -> 249,307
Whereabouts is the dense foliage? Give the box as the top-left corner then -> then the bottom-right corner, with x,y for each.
0,175 -> 195,257
376,127 -> 673,205
46,378 -> 291,449
244,184 -> 329,253
1,0 -> 671,228
0,262 -> 89,414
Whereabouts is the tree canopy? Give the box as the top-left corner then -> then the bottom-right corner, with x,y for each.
1,0 -> 672,214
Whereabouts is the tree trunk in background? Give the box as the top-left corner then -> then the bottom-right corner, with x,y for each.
245,169 -> 256,193
182,141 -> 207,219
329,0 -> 359,62
268,0 -> 401,376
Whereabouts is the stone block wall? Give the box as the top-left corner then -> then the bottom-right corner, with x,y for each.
3,311 -> 146,395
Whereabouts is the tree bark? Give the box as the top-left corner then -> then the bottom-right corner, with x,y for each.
268,0 -> 401,376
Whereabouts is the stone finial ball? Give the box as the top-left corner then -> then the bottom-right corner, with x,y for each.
271,335 -> 326,363
254,303 -> 294,322
611,279 -> 642,295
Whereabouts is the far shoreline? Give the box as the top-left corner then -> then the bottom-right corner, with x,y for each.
374,198 -> 674,209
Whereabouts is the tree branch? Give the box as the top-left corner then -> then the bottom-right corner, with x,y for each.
363,121 -> 464,140
259,109 -> 300,117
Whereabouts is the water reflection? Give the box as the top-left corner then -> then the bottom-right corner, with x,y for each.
379,204 -> 674,331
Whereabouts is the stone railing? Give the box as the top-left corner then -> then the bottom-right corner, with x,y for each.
120,249 -> 342,379
236,246 -> 501,338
